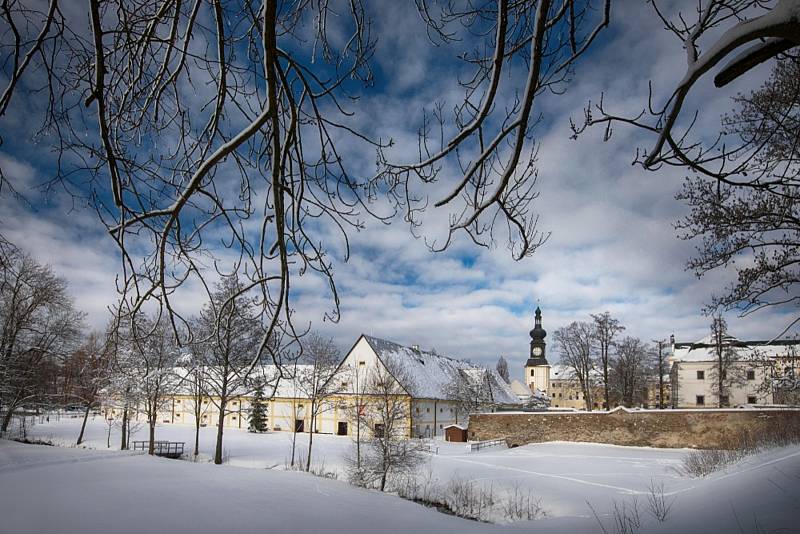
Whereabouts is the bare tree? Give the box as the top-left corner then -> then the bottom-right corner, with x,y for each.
298,332 -> 341,472
611,337 -> 649,408
496,356 -> 510,383
574,1 -> 798,177
182,335 -> 211,457
573,3 -> 800,333
66,332 -> 113,445
0,2 -> 616,373
356,360 -> 421,492
554,321 -> 596,411
443,369 -> 493,425
592,312 -> 625,410
197,275 -> 267,465
120,313 -> 180,454
675,58 -> 800,334
0,250 -> 84,432
709,315 -> 743,407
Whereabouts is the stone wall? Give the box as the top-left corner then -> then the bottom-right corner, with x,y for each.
468,408 -> 800,449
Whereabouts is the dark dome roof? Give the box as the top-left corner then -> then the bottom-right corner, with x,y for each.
529,325 -> 546,340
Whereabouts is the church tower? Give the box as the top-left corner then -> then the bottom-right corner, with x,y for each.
524,306 -> 550,394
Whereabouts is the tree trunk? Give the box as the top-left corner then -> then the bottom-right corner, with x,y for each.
213,400 -> 226,465
148,417 -> 156,455
77,403 -> 91,445
194,418 -> 200,456
306,407 -> 315,472
120,407 -> 128,450
1,399 -> 18,432
603,365 -> 610,410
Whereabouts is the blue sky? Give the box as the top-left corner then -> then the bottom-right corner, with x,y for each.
0,1 -> 795,379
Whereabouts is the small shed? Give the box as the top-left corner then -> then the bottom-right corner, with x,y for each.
444,424 -> 468,442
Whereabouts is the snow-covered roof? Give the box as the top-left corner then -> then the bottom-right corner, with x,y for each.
671,337 -> 800,363
549,364 -> 602,381
362,335 -> 521,404
171,365 -> 316,399
510,379 -> 532,397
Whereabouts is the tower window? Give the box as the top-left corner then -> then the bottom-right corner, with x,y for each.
530,370 -> 535,377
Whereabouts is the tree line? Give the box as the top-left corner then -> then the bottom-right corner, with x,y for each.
552,312 -> 668,411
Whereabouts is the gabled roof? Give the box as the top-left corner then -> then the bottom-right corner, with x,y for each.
361,335 -> 521,404
671,337 -> 800,363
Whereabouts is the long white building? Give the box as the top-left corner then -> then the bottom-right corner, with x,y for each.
109,334 -> 521,439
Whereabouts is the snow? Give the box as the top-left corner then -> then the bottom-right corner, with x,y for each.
549,363 -> 602,381
0,439 -> 509,534
3,416 -> 800,532
363,335 -> 520,404
671,337 -> 799,363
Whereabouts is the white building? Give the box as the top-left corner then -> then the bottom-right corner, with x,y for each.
669,336 -> 800,408
111,334 -> 521,439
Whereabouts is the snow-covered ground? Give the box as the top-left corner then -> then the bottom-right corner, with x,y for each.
1,415 -> 798,533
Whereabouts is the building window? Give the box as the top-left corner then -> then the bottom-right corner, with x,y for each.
696,395 -> 705,406
426,408 -> 430,413
440,408 -> 443,413
358,361 -> 366,367
175,400 -> 181,404
415,407 -> 420,413
696,371 -> 705,380
747,396 -> 757,404
530,370 -> 535,377
747,370 -> 755,380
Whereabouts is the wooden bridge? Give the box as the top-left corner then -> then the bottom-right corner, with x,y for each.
132,441 -> 185,459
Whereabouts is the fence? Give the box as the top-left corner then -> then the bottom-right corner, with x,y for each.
132,440 -> 185,458
467,438 -> 506,452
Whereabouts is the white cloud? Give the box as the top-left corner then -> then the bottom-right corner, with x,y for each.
1,1 -> 795,381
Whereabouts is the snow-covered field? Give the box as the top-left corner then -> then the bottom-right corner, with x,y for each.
1,416 -> 799,533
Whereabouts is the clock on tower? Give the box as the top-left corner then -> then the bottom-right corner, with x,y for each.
526,306 -> 548,366
524,306 -> 550,394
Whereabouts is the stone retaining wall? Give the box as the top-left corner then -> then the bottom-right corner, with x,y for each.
468,408 -> 800,449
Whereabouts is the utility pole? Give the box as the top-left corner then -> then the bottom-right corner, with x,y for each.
652,338 -> 667,409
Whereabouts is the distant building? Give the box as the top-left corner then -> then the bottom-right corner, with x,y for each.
548,364 -> 607,410
644,376 -> 672,409
107,334 -> 521,439
669,336 -> 800,408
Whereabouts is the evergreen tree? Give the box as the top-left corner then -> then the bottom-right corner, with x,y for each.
248,386 -> 267,433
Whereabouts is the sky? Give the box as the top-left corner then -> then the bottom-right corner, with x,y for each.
0,1 -> 796,379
